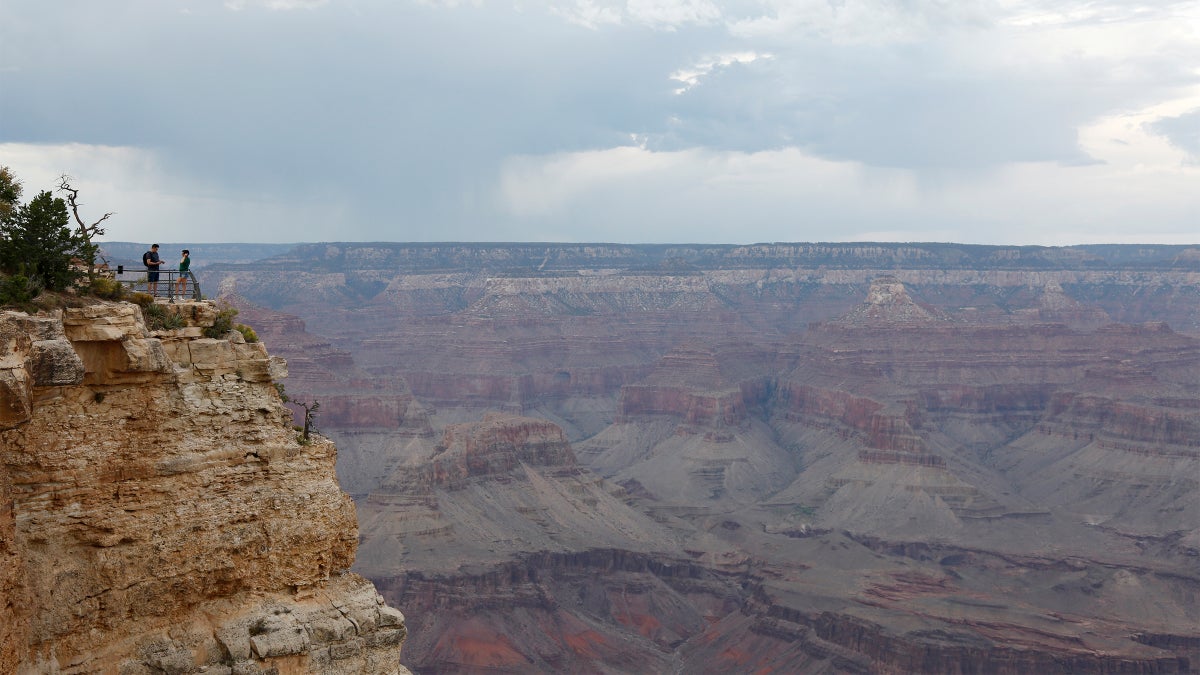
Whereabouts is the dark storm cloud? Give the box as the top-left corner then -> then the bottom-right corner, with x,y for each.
1,0 -> 1197,243
649,26 -> 1195,169
649,47 -> 1105,168
1148,109 -> 1200,163
2,1 -> 701,226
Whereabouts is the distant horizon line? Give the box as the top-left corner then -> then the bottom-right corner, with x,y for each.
97,240 -> 1199,248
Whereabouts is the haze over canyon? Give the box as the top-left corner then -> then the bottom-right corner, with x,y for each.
117,242 -> 1200,673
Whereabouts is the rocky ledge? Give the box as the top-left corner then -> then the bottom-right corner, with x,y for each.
0,300 -> 409,674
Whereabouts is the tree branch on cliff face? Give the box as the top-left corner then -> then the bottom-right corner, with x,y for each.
299,399 -> 320,442
56,176 -> 114,281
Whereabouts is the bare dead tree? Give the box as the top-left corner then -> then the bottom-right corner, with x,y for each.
298,399 -> 321,441
57,175 -> 114,281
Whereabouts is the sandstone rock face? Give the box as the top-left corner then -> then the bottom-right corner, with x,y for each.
0,438 -> 26,675
0,302 -> 409,674
1,313 -> 74,430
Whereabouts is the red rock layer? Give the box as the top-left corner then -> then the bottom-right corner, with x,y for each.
615,347 -> 741,424
779,383 -> 932,459
617,386 -> 748,426
1043,394 -> 1200,452
411,413 -> 577,490
373,549 -> 741,674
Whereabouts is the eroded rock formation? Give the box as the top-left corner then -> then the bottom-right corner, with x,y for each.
198,242 -> 1199,673
0,301 -> 409,674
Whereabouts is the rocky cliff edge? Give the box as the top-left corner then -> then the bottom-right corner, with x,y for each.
0,300 -> 409,674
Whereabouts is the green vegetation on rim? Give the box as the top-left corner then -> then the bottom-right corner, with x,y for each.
0,166 -> 121,309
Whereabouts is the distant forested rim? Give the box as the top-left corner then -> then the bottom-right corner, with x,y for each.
192,241 -> 1200,273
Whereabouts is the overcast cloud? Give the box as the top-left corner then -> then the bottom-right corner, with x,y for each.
1,0 -> 1197,244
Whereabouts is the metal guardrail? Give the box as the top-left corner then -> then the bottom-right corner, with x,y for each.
114,268 -> 202,302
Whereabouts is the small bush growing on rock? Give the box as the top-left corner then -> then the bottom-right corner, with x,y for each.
128,291 -> 154,307
41,292 -> 88,310
142,303 -> 185,331
0,273 -> 38,307
203,304 -> 238,339
235,323 -> 258,343
87,276 -> 124,300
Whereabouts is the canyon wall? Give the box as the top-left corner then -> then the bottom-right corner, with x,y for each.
0,301 -> 408,674
195,242 -> 1199,673
208,243 -> 1200,437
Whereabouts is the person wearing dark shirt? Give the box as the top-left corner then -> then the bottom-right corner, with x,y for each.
142,244 -> 163,296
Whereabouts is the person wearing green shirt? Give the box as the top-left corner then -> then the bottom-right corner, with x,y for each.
176,249 -> 191,297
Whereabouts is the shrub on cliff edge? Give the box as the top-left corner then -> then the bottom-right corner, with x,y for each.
203,304 -> 238,339
87,276 -> 125,300
142,303 -> 185,331
0,273 -> 38,308
235,323 -> 258,343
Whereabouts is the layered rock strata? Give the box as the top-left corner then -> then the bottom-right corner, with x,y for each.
0,301 -> 408,674
763,278 -> 1199,539
352,414 -> 759,672
211,243 -> 1199,457
614,346 -> 754,427
580,345 -> 792,507
355,413 -> 682,572
203,243 -> 1200,673
230,298 -> 435,500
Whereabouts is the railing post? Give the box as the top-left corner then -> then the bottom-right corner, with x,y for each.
188,271 -> 202,300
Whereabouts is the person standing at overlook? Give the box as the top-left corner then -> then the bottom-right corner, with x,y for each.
142,244 -> 163,296
176,249 -> 191,298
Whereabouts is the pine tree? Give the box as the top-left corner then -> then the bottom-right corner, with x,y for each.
0,190 -> 82,292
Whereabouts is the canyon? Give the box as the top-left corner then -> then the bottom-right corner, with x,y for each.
190,242 -> 1200,672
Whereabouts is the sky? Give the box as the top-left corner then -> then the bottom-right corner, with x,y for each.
1,0 -> 1198,246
